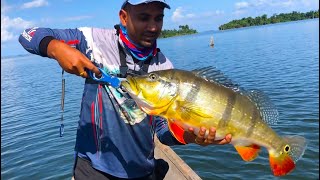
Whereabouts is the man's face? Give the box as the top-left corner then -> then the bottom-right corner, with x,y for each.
120,2 -> 165,47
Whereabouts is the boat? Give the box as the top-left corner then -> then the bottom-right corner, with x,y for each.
72,136 -> 201,180
154,136 -> 201,179
209,36 -> 214,47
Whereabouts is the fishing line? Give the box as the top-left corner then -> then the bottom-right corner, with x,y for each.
60,69 -> 65,137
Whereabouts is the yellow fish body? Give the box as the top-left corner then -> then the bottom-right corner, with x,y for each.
121,67 -> 307,176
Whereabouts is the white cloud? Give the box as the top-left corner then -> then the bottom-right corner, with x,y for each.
301,0 -> 313,6
1,28 -> 14,42
172,7 -> 184,22
171,7 -> 199,22
234,0 -> 319,12
1,1 -> 12,14
233,10 -> 247,16
63,15 -> 93,22
171,7 -> 224,23
1,1 -> 33,42
232,0 -> 319,18
1,15 -> 33,42
21,0 -> 49,9
169,7 -> 226,31
235,2 -> 250,10
186,13 -> 195,18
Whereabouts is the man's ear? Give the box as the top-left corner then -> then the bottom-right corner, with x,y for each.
119,9 -> 128,26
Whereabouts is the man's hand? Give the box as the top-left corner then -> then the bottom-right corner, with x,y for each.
183,126 -> 232,146
47,39 -> 101,78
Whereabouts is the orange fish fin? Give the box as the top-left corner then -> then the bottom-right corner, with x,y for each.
168,121 -> 186,144
269,153 -> 295,176
234,144 -> 261,161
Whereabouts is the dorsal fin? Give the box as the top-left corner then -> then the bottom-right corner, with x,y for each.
245,89 -> 279,125
191,67 -> 278,125
191,67 -> 279,125
191,66 -> 241,92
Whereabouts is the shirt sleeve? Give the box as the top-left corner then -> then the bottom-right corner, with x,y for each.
154,116 -> 184,146
18,27 -> 89,57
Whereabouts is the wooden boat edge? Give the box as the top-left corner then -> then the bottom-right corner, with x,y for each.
154,136 -> 202,180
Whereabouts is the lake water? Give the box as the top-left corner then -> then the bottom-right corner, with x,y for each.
1,19 -> 319,180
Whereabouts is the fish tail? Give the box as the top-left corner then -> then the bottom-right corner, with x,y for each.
269,135 -> 307,176
269,152 -> 295,176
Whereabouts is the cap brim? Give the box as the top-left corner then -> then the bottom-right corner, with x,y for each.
122,0 -> 171,9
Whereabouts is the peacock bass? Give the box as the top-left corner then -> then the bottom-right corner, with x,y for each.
120,67 -> 307,176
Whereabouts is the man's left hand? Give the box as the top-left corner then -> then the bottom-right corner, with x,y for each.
184,127 -> 232,146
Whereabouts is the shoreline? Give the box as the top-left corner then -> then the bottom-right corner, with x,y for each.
218,18 -> 319,31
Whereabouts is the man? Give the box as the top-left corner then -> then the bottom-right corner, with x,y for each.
18,0 -> 232,179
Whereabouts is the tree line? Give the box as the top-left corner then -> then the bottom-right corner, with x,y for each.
160,25 -> 197,38
219,10 -> 319,30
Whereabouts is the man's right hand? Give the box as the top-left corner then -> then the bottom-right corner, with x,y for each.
47,39 -> 101,78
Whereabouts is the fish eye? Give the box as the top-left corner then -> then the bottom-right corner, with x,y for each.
149,73 -> 157,81
283,145 -> 290,153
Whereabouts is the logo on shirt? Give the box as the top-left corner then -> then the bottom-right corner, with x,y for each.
22,27 -> 38,42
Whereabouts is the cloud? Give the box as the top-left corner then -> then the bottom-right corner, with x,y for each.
235,2 -> 250,10
1,15 -> 34,42
1,28 -> 14,42
172,7 -> 185,22
21,0 -> 49,9
63,15 -> 93,22
171,7 -> 224,23
1,1 -> 12,13
233,0 -> 319,15
1,2 -> 33,42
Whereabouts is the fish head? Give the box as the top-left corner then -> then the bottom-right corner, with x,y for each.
121,71 -> 178,115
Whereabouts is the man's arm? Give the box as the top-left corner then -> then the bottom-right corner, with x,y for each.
18,27 -> 100,77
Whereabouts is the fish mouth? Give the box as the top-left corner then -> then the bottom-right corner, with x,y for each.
120,77 -> 154,113
121,76 -> 140,96
120,76 -> 175,115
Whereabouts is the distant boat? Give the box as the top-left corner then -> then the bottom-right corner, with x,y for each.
210,36 -> 214,47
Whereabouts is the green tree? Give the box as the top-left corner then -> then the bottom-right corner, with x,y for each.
160,25 -> 197,38
219,10 -> 319,30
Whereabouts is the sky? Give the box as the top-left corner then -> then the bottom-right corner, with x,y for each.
1,0 -> 319,56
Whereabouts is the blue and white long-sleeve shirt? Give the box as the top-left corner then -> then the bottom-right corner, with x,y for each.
19,27 -> 182,179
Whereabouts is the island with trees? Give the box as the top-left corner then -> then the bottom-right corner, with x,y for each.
160,25 -> 197,38
219,10 -> 319,30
